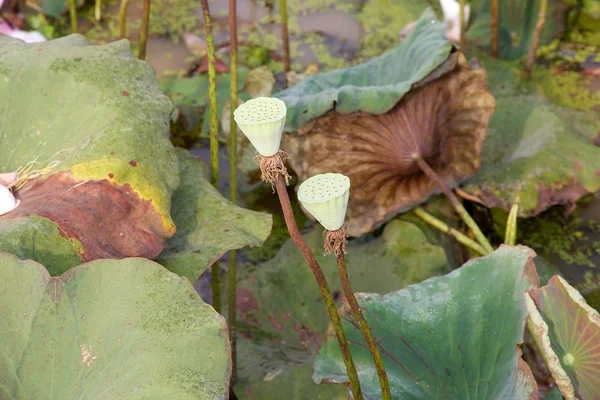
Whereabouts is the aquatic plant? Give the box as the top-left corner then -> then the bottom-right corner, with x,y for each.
298,172 -> 392,400
234,97 -> 364,399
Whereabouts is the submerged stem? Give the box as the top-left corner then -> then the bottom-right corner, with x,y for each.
279,0 -> 291,80
119,0 -> 130,39
138,0 -> 151,60
67,0 -> 77,33
200,0 -> 221,313
490,0 -> 499,57
413,207 -> 488,256
95,0 -> 102,21
525,0 -> 548,76
413,155 -> 494,254
274,175 -> 363,400
334,247 -> 392,400
227,0 -> 239,384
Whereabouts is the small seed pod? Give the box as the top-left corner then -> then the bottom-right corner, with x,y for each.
233,97 -> 287,157
297,173 -> 350,231
0,185 -> 20,216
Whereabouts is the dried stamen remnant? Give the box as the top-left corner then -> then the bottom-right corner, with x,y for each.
258,150 -> 292,188
324,227 -> 347,256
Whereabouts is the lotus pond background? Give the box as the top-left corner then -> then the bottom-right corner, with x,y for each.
0,0 -> 599,399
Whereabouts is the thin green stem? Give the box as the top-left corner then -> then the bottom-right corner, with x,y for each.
138,0 -> 150,60
227,0 -> 239,384
413,155 -> 494,254
200,0 -> 221,314
279,0 -> 290,79
504,199 -> 519,245
95,0 -> 102,21
413,207 -> 488,256
490,0 -> 499,57
525,0 -> 548,76
336,252 -> 391,400
274,175 -> 363,400
119,0 -> 130,38
67,0 -> 77,33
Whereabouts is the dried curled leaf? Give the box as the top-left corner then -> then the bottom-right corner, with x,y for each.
284,54 -> 495,236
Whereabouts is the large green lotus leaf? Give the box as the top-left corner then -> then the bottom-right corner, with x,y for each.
526,275 -> 600,400
274,8 -> 453,131
0,35 -> 179,269
156,149 -> 272,282
468,0 -> 565,60
314,246 -> 540,399
0,253 -> 231,398
232,220 -> 448,399
461,94 -> 600,216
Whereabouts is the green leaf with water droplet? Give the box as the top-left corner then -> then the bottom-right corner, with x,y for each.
314,246 -> 540,399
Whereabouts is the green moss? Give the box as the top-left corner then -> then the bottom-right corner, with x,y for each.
577,270 -> 600,311
531,64 -> 600,111
519,202 -> 600,268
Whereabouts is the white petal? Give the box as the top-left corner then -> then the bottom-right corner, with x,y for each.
298,173 -> 350,231
233,97 -> 286,157
0,172 -> 19,188
0,185 -> 20,216
10,30 -> 47,43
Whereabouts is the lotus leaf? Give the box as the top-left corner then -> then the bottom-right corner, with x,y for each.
461,94 -> 600,216
274,8 -> 453,131
0,35 -> 177,271
314,246 -> 540,399
284,52 -> 494,236
526,275 -> 600,400
0,36 -> 272,279
156,149 -> 272,282
0,253 -> 231,399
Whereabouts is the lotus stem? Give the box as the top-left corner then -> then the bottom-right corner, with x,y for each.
325,228 -> 392,400
490,0 -> 499,57
413,207 -> 488,256
505,198 -> 519,245
138,0 -> 150,60
67,0 -> 77,33
227,0 -> 239,383
525,0 -> 548,76
271,172 -> 363,400
279,0 -> 291,81
459,0 -> 466,45
95,0 -> 101,21
119,0 -> 130,38
200,0 -> 221,314
413,155 -> 494,254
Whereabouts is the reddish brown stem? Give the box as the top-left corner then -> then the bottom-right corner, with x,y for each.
336,252 -> 392,400
138,0 -> 150,60
274,176 -> 363,399
227,0 -> 239,385
279,0 -> 291,82
490,0 -> 499,57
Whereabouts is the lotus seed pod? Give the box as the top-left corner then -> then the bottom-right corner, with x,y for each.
0,185 -> 20,216
233,97 -> 287,157
297,173 -> 350,231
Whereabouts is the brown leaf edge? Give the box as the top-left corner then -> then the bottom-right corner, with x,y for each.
1,172 -> 172,262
